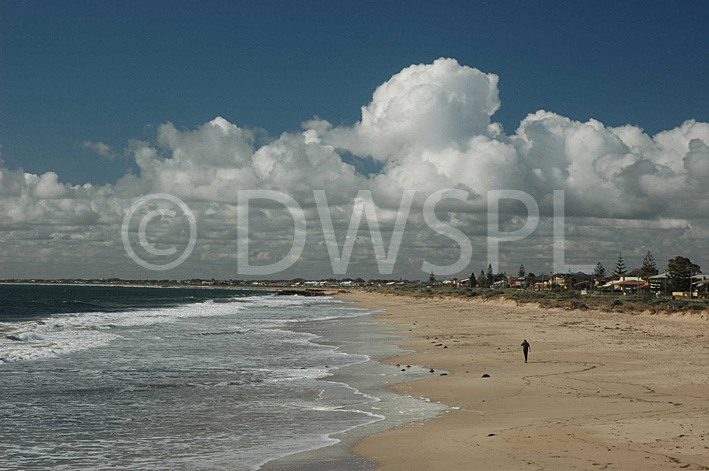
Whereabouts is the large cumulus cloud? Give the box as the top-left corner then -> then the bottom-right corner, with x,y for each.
320,57 -> 501,159
0,58 -> 706,279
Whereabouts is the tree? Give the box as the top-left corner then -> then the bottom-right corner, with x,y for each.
469,271 -> 478,288
667,256 -> 701,293
527,272 -> 536,287
478,270 -> 486,288
614,254 -> 627,279
486,264 -> 494,288
518,264 -> 526,279
428,271 -> 435,283
639,250 -> 659,278
594,262 -> 607,279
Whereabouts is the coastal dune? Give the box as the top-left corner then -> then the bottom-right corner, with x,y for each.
341,292 -> 709,471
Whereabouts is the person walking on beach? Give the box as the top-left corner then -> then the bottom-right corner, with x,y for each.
521,340 -> 531,363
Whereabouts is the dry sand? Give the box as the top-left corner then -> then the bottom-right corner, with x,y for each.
339,291 -> 709,471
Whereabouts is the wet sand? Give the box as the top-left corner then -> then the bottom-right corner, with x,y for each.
260,311 -> 447,471
342,291 -> 709,471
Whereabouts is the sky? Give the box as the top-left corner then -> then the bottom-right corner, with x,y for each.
1,0 -> 708,279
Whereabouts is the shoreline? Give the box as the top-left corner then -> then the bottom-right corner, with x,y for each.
2,283 -> 438,469
260,309 -> 448,470
337,291 -> 709,471
6,283 -> 708,469
5,282 -> 705,317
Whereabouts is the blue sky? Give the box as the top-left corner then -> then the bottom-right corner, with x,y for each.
2,0 -> 707,185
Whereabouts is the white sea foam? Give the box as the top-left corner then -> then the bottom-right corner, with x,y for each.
0,290 -> 436,471
0,328 -> 118,364
0,298 -> 246,364
0,294 -> 364,365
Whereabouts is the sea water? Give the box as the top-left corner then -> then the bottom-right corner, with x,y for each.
0,285 -> 381,470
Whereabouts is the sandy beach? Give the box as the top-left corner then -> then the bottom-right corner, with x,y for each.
340,291 -> 709,471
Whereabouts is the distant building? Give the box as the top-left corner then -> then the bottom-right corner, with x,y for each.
692,275 -> 709,297
600,276 -> 648,293
648,273 -> 670,293
507,276 -> 524,288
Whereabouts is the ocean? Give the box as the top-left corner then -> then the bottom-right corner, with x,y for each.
0,285 -> 403,470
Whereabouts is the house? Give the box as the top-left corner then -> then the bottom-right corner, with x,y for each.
600,276 -> 647,293
507,276 -> 525,288
614,279 -> 649,293
574,280 -> 593,289
552,274 -> 568,288
649,273 -> 706,297
693,279 -> 709,297
648,273 -> 670,294
532,274 -> 552,290
692,275 -> 709,297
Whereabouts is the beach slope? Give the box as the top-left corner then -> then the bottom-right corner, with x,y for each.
342,292 -> 709,471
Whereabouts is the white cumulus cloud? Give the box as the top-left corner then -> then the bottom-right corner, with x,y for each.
0,58 -> 707,279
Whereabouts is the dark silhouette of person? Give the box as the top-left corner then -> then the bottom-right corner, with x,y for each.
521,340 -> 531,363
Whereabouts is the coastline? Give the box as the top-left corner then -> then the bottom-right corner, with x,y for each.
7,283 -> 708,469
260,309 -> 448,470
3,283 -> 442,469
336,291 -> 709,471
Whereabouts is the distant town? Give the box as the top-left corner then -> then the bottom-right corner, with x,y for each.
3,252 -> 707,299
